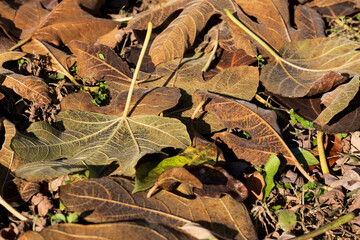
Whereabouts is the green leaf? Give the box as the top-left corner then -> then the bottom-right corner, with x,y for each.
12,111 -> 191,180
263,155 -> 280,201
314,75 -> 360,126
291,148 -> 319,166
98,53 -> 105,60
66,212 -> 78,223
337,133 -> 348,139
278,209 -> 297,232
133,144 -> 217,193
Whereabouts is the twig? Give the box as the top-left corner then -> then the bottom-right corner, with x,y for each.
317,131 -> 330,174
291,212 -> 355,240
0,196 -> 28,221
201,31 -> 218,73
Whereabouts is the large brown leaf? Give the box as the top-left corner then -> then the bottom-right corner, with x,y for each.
19,222 -> 196,240
269,91 -> 360,133
21,39 -> 76,74
314,75 -> 360,126
203,49 -> 256,80
5,0 -> 118,46
139,54 -> 258,133
128,0 -> 238,65
260,38 -> 360,97
0,119 -> 39,205
231,0 -> 325,56
0,52 -> 51,104
68,41 -> 132,95
194,91 -> 297,166
60,87 -> 181,116
60,177 -> 257,240
306,0 -> 360,18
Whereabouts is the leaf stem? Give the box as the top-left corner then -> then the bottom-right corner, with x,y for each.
8,37 -> 31,51
113,16 -> 133,22
317,131 -> 330,174
0,195 -> 28,221
292,212 -> 355,240
224,9 -> 281,60
201,33 -> 218,73
122,22 -> 152,119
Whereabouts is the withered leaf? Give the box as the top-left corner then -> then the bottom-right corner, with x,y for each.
194,91 -> 296,166
12,111 -> 190,180
61,87 -> 181,116
269,91 -> 360,133
3,178 -> 40,207
189,165 -> 248,201
21,39 -> 76,74
0,52 -> 51,104
260,38 -> 360,97
8,0 -> 118,46
306,0 -> 360,18
202,49 -> 256,81
0,119 -> 19,173
0,119 -> 39,205
68,41 -> 132,94
314,75 -> 360,126
59,177 -> 258,240
231,0 -> 325,56
142,54 -> 259,101
128,0 -> 239,65
151,167 -> 203,194
18,222 -> 196,240
134,144 -> 217,193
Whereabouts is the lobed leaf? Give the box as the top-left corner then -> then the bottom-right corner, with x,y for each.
59,177 -> 258,240
12,111 -> 191,180
261,38 -> 360,97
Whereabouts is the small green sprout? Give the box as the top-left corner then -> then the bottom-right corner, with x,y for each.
17,58 -> 29,71
256,54 -> 265,68
98,53 -> 105,60
289,109 -> 313,128
48,212 -> 78,225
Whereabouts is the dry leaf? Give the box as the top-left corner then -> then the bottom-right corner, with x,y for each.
314,75 -> 359,126
21,39 -> 76,74
31,193 -> 53,217
260,38 -> 360,97
68,41 -> 132,94
59,177 -> 258,239
231,0 -> 325,56
128,0 -> 239,65
269,90 -> 360,133
194,91 -> 297,166
18,222 -> 197,240
12,111 -> 191,180
306,0 -> 360,18
0,52 -> 51,104
6,0 -> 118,46
60,87 -> 181,116
202,49 -> 256,81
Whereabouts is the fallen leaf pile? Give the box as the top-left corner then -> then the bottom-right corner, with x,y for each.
1,0 -> 360,239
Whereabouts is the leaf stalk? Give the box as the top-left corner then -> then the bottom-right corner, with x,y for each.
224,9 -> 281,60
317,131 -> 330,174
292,212 -> 355,240
0,195 -> 28,221
122,22 -> 153,119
